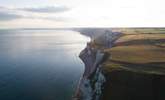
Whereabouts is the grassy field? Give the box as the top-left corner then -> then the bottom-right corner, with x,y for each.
112,28 -> 165,34
103,29 -> 165,75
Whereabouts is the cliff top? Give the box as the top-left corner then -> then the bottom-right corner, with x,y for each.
102,29 -> 165,75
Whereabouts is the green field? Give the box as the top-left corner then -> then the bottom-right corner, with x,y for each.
112,28 -> 165,34
102,29 -> 165,75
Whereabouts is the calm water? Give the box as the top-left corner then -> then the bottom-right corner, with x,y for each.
0,29 -> 89,100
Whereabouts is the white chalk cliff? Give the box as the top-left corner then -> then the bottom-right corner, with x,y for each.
74,29 -> 121,100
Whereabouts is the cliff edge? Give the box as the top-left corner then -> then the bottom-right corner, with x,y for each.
75,28 -> 165,100
102,29 -> 165,100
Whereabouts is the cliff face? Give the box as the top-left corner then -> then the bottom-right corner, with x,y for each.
74,30 -> 121,100
74,44 -> 106,100
75,28 -> 165,100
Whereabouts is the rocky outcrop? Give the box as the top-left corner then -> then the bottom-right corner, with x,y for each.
74,45 -> 106,100
73,29 -> 121,100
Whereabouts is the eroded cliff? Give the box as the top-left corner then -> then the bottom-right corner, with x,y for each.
74,28 -> 165,100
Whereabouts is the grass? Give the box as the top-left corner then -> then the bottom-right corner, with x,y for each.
107,45 -> 165,63
112,28 -> 165,34
102,29 -> 165,75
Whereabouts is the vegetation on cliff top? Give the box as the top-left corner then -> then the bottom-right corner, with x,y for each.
102,29 -> 165,75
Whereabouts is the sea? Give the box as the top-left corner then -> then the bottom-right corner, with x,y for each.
0,29 -> 90,100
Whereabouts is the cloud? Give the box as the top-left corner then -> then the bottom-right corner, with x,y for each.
0,6 -> 71,21
0,12 -> 22,21
21,6 -> 70,13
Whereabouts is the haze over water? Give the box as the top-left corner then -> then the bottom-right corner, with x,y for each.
0,29 -> 90,100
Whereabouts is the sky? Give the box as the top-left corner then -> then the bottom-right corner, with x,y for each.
0,0 -> 165,28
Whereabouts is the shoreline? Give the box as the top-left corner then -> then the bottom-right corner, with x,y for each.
73,29 -> 121,100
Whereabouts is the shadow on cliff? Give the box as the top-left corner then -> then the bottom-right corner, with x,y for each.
102,68 -> 165,100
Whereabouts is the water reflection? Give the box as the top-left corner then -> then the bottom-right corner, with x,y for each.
0,29 -> 90,100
